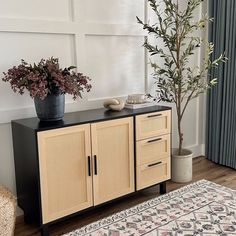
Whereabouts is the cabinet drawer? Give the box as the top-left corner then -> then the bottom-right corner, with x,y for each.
135,110 -> 171,140
136,158 -> 170,191
136,134 -> 170,166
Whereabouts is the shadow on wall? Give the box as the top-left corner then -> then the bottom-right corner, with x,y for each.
0,123 -> 22,215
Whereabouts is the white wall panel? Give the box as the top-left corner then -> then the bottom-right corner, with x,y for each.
0,0 -> 206,211
0,32 -> 75,111
171,99 -> 199,148
85,0 -> 145,24
85,35 -> 145,99
0,0 -> 71,21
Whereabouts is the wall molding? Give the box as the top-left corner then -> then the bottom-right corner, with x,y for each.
0,1 -> 147,124
0,0 -> 204,152
186,144 -> 205,158
0,18 -> 146,36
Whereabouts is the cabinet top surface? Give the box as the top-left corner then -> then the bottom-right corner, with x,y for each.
12,105 -> 171,131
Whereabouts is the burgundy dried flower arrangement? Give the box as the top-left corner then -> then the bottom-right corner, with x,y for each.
2,57 -> 91,100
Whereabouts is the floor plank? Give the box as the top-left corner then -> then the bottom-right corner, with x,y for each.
14,157 -> 236,236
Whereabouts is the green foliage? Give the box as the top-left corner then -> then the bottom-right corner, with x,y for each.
137,0 -> 226,154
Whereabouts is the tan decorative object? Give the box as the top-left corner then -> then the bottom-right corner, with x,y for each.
103,98 -> 125,111
0,186 -> 16,236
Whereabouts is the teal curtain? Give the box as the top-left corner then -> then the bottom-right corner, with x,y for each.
206,0 -> 236,168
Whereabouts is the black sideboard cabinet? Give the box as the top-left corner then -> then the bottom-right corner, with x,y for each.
12,105 -> 171,235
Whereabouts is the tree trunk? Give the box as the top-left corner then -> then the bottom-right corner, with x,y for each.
175,0 -> 183,156
177,114 -> 183,155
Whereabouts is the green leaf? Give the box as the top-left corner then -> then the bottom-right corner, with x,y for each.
68,66 -> 77,70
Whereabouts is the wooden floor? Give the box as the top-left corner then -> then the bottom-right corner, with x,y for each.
15,157 -> 236,236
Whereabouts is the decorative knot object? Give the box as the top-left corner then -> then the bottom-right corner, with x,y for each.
0,186 -> 16,236
103,98 -> 125,111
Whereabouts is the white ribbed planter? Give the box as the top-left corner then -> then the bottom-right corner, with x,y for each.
171,149 -> 193,183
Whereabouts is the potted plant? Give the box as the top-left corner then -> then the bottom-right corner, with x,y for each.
137,0 -> 226,182
2,57 -> 91,121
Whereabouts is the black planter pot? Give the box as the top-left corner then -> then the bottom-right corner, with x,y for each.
34,94 -> 65,121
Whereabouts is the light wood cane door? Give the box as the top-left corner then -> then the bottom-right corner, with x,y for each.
37,124 -> 93,224
91,118 -> 134,205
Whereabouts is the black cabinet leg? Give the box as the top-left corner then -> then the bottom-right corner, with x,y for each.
24,214 -> 32,224
160,182 -> 167,194
41,225 -> 49,236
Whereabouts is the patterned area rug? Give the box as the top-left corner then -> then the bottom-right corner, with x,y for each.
63,180 -> 236,236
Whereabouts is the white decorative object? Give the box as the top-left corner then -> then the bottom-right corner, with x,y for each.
103,98 -> 125,111
127,94 -> 146,104
125,102 -> 155,110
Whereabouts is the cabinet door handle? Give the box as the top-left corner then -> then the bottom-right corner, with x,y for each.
147,114 -> 162,118
147,138 -> 162,143
87,156 -> 91,176
148,161 -> 162,167
94,155 -> 97,175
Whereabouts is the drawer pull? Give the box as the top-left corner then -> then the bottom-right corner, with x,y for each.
94,155 -> 98,175
147,138 -> 162,143
87,156 -> 91,176
147,114 -> 162,118
148,161 -> 162,167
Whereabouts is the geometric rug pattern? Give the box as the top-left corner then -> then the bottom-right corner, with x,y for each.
63,180 -> 236,236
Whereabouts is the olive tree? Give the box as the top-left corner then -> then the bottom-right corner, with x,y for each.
137,0 -> 226,155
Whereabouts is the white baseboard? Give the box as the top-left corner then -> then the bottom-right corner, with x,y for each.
185,144 -> 205,157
